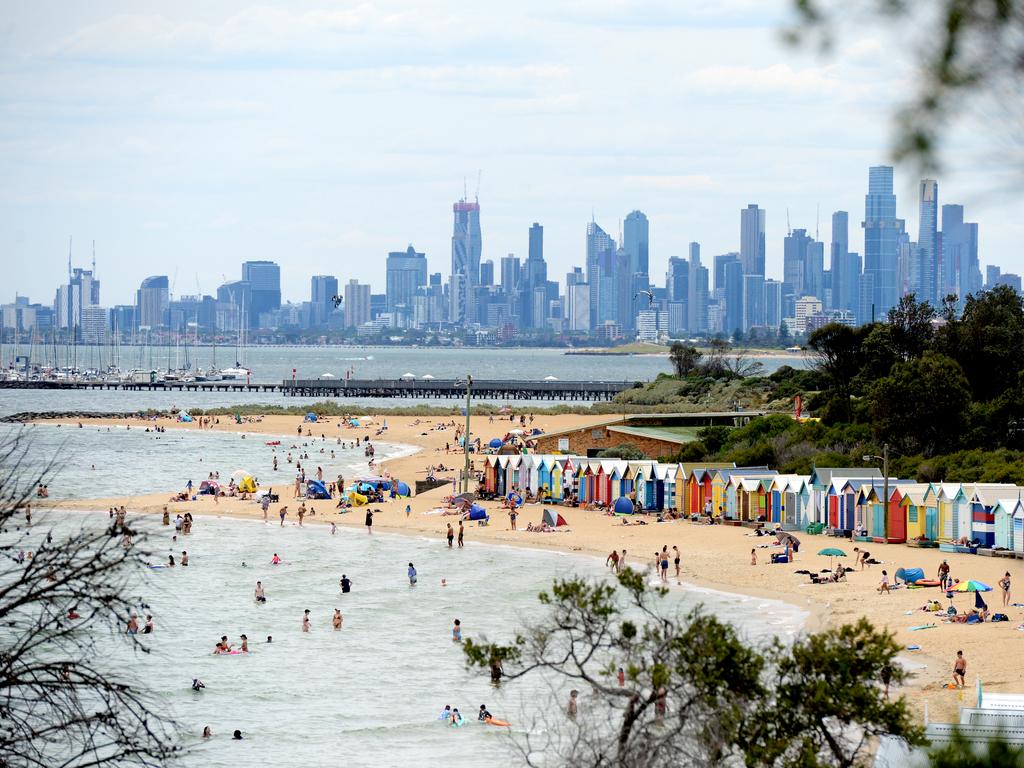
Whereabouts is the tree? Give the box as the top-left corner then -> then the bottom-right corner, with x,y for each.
787,0 -> 1024,175
808,322 -> 865,422
0,432 -> 178,767
668,342 -> 702,377
928,731 -> 1024,766
869,352 -> 972,456
463,571 -> 923,767
886,293 -> 936,361
779,319 -> 791,344
596,443 -> 646,461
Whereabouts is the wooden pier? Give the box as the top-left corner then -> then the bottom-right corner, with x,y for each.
0,378 -> 637,401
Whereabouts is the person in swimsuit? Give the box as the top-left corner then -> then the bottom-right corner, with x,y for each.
953,650 -> 967,688
672,545 -> 681,577
333,609 -> 343,630
167,554 -> 175,567
408,562 -> 417,585
142,615 -> 154,634
340,575 -> 352,593
181,551 -> 189,566
938,560 -> 951,590
878,570 -> 890,594
449,708 -> 463,727
452,618 -> 462,642
659,550 -> 669,583
478,705 -> 492,721
302,609 -> 311,632
272,553 -> 281,565
240,634 -> 249,652
1000,572 -> 1012,606
126,614 -> 139,634
438,705 -> 452,721
567,690 -> 578,718
255,581 -> 266,602
457,521 -> 464,548
446,523 -> 454,548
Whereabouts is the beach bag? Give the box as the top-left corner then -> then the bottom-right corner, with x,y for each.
992,613 -> 1008,622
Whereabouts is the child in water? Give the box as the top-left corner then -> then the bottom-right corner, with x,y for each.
452,619 -> 462,642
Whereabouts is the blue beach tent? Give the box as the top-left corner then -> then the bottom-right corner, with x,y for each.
467,504 -> 489,521
304,412 -> 318,422
613,496 -> 636,515
306,479 -> 331,499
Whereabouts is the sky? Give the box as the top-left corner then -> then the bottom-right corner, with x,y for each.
2,0 -> 1022,306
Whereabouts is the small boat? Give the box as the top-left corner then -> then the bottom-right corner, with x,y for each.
220,366 -> 250,380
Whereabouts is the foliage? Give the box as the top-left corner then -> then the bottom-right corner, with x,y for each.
596,443 -> 646,461
463,572 -> 923,767
869,352 -> 971,456
808,323 -> 868,423
668,342 -> 702,377
886,294 -> 936,362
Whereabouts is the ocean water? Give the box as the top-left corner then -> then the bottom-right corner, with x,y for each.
5,425 -> 808,767
0,345 -> 809,417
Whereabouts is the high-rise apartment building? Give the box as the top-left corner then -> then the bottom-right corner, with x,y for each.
310,275 -> 338,328
343,279 -> 371,328
386,245 -> 428,319
722,260 -> 744,336
241,260 -> 281,328
479,260 -> 494,286
451,198 -> 482,325
500,254 -> 520,295
687,242 -> 708,333
521,223 -> 547,328
863,166 -> 902,317
740,204 -> 766,277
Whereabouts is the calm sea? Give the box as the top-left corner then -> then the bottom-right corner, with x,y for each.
0,346 -> 808,417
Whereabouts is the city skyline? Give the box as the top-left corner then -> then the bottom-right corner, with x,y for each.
3,1 -> 1022,306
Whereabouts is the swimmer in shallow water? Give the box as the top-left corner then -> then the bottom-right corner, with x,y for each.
255,581 -> 266,603
272,553 -> 281,565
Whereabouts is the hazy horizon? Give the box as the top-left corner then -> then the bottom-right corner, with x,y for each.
3,0 -> 1021,305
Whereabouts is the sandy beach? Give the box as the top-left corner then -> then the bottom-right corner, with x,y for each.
33,411 -> 1023,724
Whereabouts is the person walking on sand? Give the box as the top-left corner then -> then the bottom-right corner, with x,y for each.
938,559 -> 951,590
365,508 -> 374,534
750,548 -> 757,566
261,494 -> 270,522
953,650 -> 967,688
878,570 -> 890,594
1000,572 -> 1012,606
457,521 -> 464,549
446,523 -> 454,548
606,549 -> 619,572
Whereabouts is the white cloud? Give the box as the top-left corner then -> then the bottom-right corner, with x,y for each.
684,63 -> 841,97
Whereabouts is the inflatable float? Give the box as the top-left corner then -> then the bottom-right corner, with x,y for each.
914,579 -> 942,587
266,440 -> 281,446
484,717 -> 511,727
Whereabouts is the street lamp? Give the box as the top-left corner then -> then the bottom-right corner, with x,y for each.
862,443 -> 889,542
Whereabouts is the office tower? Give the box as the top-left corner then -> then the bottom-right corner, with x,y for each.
863,165 -> 901,317
764,279 -> 783,328
215,280 -> 250,333
343,280 -> 371,328
723,260 -> 744,336
783,229 -> 810,317
528,222 -> 544,264
479,260 -> 494,286
55,255 -> 100,335
567,282 -> 591,331
80,305 -> 109,344
566,267 -> 584,287
941,204 -> 982,311
136,276 -> 169,329
913,179 -> 938,303
986,265 -> 1001,288
310,275 -> 338,328
806,238 -> 825,300
687,242 -> 708,333
241,260 -> 281,328
666,256 -> 689,303
713,253 -> 741,295
897,231 -> 913,298
743,274 -> 765,329
500,254 -> 520,294
451,197 -> 482,325
586,220 -> 616,328
386,245 -> 428,319
521,223 -> 548,328
830,211 -> 860,315
996,272 -> 1023,292
740,204 -> 766,277
623,210 -> 650,284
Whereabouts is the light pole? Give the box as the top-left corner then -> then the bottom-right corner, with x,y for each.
460,374 -> 473,494
862,443 -> 889,541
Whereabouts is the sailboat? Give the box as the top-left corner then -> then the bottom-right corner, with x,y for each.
220,293 -> 251,380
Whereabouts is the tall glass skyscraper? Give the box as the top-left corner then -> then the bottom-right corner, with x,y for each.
623,210 -> 650,284
740,204 -> 766,277
386,245 -> 428,316
310,274 -> 338,328
915,179 -> 938,303
450,199 -> 482,325
241,260 -> 281,327
862,166 -> 901,318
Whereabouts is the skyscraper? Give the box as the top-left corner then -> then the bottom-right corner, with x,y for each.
941,204 -> 982,311
586,221 -> 616,328
310,275 -> 338,327
522,223 -> 547,328
914,179 -> 939,303
343,279 -> 371,328
450,198 -> 482,325
723,260 -> 744,337
241,260 -> 281,328
623,210 -> 650,284
666,256 -> 689,303
687,242 -> 707,333
479,260 -> 495,286
863,166 -> 901,317
386,245 -> 428,316
740,204 -> 766,277
830,211 -> 860,315
500,254 -> 520,295
136,276 -> 169,329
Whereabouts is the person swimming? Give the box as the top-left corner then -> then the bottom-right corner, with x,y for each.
438,705 -> 452,721
478,705 -> 492,721
449,708 -> 463,727
272,553 -> 281,565
192,678 -> 205,691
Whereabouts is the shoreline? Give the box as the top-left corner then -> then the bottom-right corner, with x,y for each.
26,412 -> 1022,723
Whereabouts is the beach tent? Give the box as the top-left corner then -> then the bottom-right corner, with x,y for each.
180,413 -> 194,422
348,491 -> 368,506
489,438 -> 503,449
304,412 -> 318,422
238,476 -> 257,494
613,496 -> 636,515
467,504 -> 488,521
394,481 -> 411,497
894,567 -> 925,585
198,480 -> 219,495
542,508 -> 568,527
306,479 -> 331,499
400,372 -> 416,380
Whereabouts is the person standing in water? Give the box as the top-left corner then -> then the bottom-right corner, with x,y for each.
255,581 -> 266,602
408,562 -> 417,585
457,521 -> 465,548
302,609 -> 311,632
452,618 -> 462,642
340,574 -> 352,593
332,609 -> 343,630
181,551 -> 189,566
240,634 -> 249,652
446,523 -> 454,548
365,508 -> 374,534
142,615 -> 154,634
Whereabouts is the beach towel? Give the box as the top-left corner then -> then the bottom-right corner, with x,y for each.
908,624 -> 936,631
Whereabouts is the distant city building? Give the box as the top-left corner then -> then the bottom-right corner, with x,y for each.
450,198 -> 482,325
940,204 -> 981,311
863,165 -> 902,318
479,259 -> 495,287
986,264 -> 1001,289
310,275 -> 338,328
623,210 -> 650,285
687,242 -> 708,334
792,295 -> 824,334
740,204 -> 766,277
386,245 -> 428,324
912,179 -> 938,303
136,275 -> 169,329
343,280 -> 371,328
242,260 -> 281,328
636,309 -> 668,342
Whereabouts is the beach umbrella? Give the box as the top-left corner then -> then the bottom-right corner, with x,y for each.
507,492 -> 523,508
400,372 -> 416,380
319,372 -> 335,379
817,547 -> 846,571
544,375 -> 559,381
489,438 -> 503,449
950,580 -> 992,593
421,374 -> 435,380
